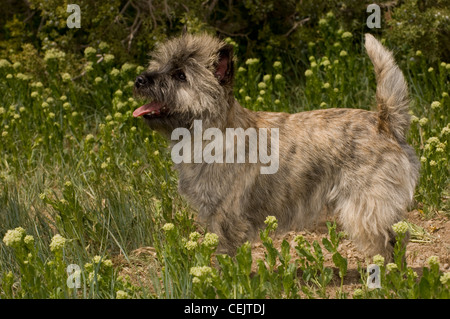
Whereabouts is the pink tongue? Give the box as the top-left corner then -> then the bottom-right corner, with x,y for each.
133,102 -> 163,117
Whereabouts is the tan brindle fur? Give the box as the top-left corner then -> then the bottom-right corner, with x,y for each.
134,33 -> 419,259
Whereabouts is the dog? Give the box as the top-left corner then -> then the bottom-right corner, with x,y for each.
133,33 -> 419,260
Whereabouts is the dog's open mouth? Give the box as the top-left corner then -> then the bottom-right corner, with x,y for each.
132,101 -> 168,119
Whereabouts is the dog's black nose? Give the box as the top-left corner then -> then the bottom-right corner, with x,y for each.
135,75 -> 147,88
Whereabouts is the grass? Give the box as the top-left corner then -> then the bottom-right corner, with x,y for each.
0,13 -> 449,298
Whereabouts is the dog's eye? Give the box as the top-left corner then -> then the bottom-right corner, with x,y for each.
173,70 -> 186,81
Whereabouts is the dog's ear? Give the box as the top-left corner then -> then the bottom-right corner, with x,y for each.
215,44 -> 234,85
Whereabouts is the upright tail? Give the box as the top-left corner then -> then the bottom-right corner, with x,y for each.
364,34 -> 410,142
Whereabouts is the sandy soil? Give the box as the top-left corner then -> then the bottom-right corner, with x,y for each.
117,210 -> 449,298
250,210 -> 450,297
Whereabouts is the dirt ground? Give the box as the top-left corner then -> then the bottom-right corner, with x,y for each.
118,209 -> 449,298
250,209 -> 450,297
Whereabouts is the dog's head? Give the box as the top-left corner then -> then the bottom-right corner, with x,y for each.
133,33 -> 235,135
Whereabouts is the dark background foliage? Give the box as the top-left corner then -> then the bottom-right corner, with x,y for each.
1,0 -> 449,71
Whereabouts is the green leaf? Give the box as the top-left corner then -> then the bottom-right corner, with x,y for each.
332,252 -> 347,278
322,237 -> 334,253
418,277 -> 431,299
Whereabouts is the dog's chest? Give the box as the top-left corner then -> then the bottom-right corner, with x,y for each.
176,162 -> 256,212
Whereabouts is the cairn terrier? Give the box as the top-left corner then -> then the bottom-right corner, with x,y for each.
133,33 -> 419,259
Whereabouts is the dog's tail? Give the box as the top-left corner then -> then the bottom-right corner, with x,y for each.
365,33 -> 410,142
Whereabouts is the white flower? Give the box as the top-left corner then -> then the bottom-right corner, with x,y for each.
49,234 -> 66,252
103,54 -> 115,63
185,240 -> 198,250
85,62 -> 94,73
440,272 -> 450,285
373,254 -> 385,267
85,134 -> 95,142
339,50 -> 348,57
427,256 -> 439,267
103,259 -> 113,267
92,255 -> 102,264
116,290 -> 130,299
341,32 -> 353,39
426,137 -> 440,145
24,235 -> 34,246
99,42 -> 109,51
84,47 -> 96,58
245,58 -> 259,65
419,118 -> 428,126
110,68 -> 120,77
264,216 -> 278,230
441,126 -> 450,136
121,63 -> 135,73
3,227 -> 26,247
44,48 -> 66,61
190,266 -> 213,278
431,101 -> 441,109
203,233 -> 219,247
386,263 -> 398,272
321,60 -> 330,67
162,223 -> 174,233
392,221 -> 409,234
0,59 -> 11,68
304,69 -> 313,77
61,73 -> 71,82
318,18 -> 327,26
189,232 -> 202,241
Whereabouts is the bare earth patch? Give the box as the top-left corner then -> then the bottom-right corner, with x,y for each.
115,210 -> 449,298
250,210 -> 450,297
